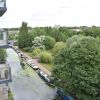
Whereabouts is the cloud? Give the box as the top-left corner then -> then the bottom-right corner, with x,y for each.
0,0 -> 100,28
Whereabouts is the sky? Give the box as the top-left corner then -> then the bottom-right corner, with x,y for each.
0,0 -> 100,28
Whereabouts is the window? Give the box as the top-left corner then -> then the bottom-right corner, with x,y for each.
0,32 -> 3,40
0,0 -> 3,2
0,0 -> 4,7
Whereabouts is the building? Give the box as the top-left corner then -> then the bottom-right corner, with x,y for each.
0,0 -> 7,16
0,64 -> 12,100
0,64 -> 12,84
0,29 -> 8,48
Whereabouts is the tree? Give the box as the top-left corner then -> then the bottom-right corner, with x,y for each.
53,42 -> 66,55
29,27 -> 46,39
67,35 -> 85,47
44,36 -> 56,50
32,35 -> 46,50
53,36 -> 100,100
18,22 -> 32,48
82,26 -> 100,37
32,48 -> 42,58
8,34 -> 15,40
39,51 -> 53,64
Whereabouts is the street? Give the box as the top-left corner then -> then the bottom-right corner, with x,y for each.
6,48 -> 56,100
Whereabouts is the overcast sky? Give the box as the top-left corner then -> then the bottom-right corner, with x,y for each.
0,0 -> 100,28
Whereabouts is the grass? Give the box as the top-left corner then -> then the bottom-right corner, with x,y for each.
40,63 -> 54,72
21,49 -> 55,72
8,90 -> 14,100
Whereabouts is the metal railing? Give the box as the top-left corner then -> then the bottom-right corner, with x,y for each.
0,64 -> 12,84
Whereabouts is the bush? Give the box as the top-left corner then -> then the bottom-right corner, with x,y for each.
23,47 -> 33,52
39,52 -> 53,63
44,36 -> 56,50
0,49 -> 6,64
32,48 -> 42,58
53,42 -> 66,55
8,89 -> 14,100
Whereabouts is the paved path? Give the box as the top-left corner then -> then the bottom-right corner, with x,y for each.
21,51 -> 51,76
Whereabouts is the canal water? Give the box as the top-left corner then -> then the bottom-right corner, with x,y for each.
6,48 -> 56,100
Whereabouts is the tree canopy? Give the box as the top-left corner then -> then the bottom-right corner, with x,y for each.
53,35 -> 100,100
18,22 -> 32,48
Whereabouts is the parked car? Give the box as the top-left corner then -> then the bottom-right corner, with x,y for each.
18,53 -> 24,58
26,60 -> 33,66
56,89 -> 74,100
23,57 -> 29,61
26,59 -> 39,70
31,63 -> 39,70
38,70 -> 54,85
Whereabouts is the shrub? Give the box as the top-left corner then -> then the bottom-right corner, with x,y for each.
23,47 -> 33,52
53,42 -> 66,55
32,48 -> 42,58
0,49 -> 6,64
44,36 -> 56,50
39,52 -> 53,63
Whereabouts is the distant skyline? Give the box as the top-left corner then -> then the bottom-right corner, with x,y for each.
0,0 -> 100,28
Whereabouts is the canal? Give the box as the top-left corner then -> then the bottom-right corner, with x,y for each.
6,48 -> 56,100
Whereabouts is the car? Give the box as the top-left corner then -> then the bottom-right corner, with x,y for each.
16,50 -> 20,53
56,89 -> 74,100
38,70 -> 54,85
18,53 -> 24,58
31,64 -> 39,70
26,60 -> 33,65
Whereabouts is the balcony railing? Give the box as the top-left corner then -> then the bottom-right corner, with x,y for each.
0,64 -> 12,84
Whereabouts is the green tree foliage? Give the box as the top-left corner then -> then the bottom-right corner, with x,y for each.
67,35 -> 85,47
44,36 -> 56,50
53,42 -> 66,55
0,49 -> 6,64
29,27 -> 46,39
8,34 -> 15,40
39,52 -> 53,63
82,26 -> 100,37
53,36 -> 100,100
32,48 -> 42,58
45,27 -> 66,42
32,35 -> 45,50
18,22 -> 32,48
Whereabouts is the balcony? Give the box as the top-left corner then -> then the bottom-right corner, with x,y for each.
0,64 -> 12,84
0,0 -> 7,16
0,29 -> 8,48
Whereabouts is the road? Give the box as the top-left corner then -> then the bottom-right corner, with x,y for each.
6,48 -> 56,100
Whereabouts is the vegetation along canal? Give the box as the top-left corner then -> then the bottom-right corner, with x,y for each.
6,48 -> 56,100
